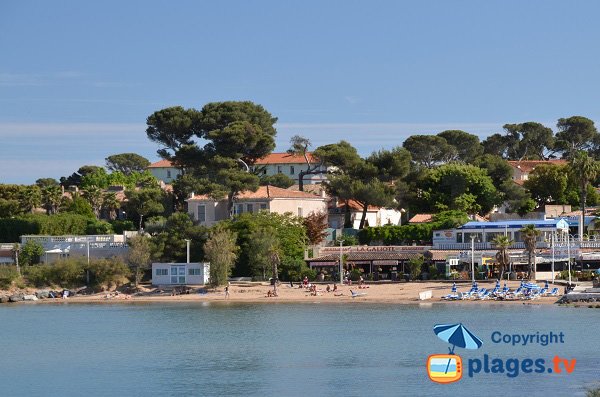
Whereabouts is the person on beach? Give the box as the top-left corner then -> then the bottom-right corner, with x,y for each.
225,282 -> 230,299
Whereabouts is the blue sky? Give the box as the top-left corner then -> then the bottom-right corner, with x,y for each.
2,0 -> 600,184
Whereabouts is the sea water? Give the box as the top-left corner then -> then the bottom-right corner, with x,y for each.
0,302 -> 599,397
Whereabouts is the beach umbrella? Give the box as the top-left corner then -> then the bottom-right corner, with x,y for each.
544,280 -> 549,289
495,279 -> 500,289
502,283 -> 509,294
523,282 -> 539,290
433,323 -> 483,354
595,269 -> 600,275
451,282 -> 457,293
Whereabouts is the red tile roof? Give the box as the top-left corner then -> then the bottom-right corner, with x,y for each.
409,214 -> 433,223
148,159 -> 175,168
254,152 -> 316,165
507,159 -> 567,173
148,152 -> 316,168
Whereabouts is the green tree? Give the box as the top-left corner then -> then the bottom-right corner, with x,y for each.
36,178 -> 59,188
127,235 -> 152,287
247,227 -> 281,281
124,188 -> 166,230
407,255 -> 424,280
502,122 -> 554,160
20,240 -> 45,266
204,225 -> 238,287
146,106 -> 200,163
402,135 -> 456,168
61,194 -> 95,218
555,116 -> 598,157
492,235 -> 512,280
60,165 -> 104,187
105,153 -> 151,175
20,185 -> 42,213
520,224 -> 540,280
482,133 -> 510,158
523,164 -> 568,208
41,185 -> 62,215
437,130 -> 483,163
287,135 -> 323,191
418,163 -> 498,214
569,151 -> 600,237
82,185 -> 103,218
101,192 -> 120,221
259,173 -> 295,189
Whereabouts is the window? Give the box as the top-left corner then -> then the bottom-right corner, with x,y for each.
260,203 -> 268,211
167,170 -> 172,178
277,165 -> 282,173
188,268 -> 201,276
235,204 -> 244,214
197,205 -> 206,223
247,203 -> 254,213
290,166 -> 295,175
156,268 -> 168,276
297,207 -> 303,217
170,265 -> 186,284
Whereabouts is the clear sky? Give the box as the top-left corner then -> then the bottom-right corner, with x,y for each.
2,0 -> 600,184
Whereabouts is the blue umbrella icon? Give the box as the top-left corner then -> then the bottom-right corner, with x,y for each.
434,323 -> 483,375
433,323 -> 483,354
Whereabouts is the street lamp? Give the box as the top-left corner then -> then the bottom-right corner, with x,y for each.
185,239 -> 191,264
337,237 -> 344,284
470,234 -> 476,284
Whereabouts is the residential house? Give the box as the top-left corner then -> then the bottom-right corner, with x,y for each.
507,160 -> 567,185
186,185 -> 328,226
252,152 -> 329,185
328,199 -> 403,229
147,159 -> 181,183
147,153 -> 330,185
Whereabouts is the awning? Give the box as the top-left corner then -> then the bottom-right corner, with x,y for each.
309,261 -> 337,267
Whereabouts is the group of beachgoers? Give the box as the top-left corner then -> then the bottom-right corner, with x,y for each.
442,280 -> 560,301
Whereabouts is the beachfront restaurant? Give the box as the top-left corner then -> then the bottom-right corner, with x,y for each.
306,246 -> 427,281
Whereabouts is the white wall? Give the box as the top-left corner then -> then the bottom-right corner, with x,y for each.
257,163 -> 329,184
152,262 -> 210,285
149,167 -> 181,183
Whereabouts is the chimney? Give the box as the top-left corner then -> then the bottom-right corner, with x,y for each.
190,192 -> 195,199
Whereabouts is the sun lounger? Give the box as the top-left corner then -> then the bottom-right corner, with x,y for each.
350,290 -> 367,298
548,287 -> 559,296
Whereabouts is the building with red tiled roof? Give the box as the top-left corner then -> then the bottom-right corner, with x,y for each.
147,152 -> 330,185
328,199 -> 404,229
508,159 -> 567,185
147,159 -> 181,183
186,185 -> 327,226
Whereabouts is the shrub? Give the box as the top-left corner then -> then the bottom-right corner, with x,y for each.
110,219 -> 136,234
350,268 -> 362,281
51,259 -> 86,288
279,257 -> 309,282
86,258 -> 131,290
22,265 -> 52,287
428,264 -> 441,280
0,266 -> 21,290
300,268 -> 317,281
407,255 -> 424,280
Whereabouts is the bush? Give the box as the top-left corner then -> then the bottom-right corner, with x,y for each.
350,268 -> 362,281
560,270 -> 576,281
428,264 -> 441,280
22,265 -> 52,287
86,258 -> 131,290
0,266 -> 21,290
407,255 -> 424,281
300,268 -> 317,281
279,257 -> 309,282
51,259 -> 86,288
110,219 -> 136,234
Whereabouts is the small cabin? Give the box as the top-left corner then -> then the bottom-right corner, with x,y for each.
151,262 -> 210,286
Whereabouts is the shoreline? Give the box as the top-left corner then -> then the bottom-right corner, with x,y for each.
5,280 -> 565,306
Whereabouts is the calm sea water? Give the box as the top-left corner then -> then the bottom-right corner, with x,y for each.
0,302 -> 599,397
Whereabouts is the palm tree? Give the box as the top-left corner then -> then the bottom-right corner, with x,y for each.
101,192 -> 120,220
520,224 -> 540,280
41,185 -> 62,214
492,235 -> 512,280
570,151 -> 600,238
83,185 -> 103,219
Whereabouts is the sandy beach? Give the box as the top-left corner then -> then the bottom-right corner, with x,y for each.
28,280 -> 564,305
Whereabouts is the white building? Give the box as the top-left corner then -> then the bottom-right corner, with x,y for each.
328,199 -> 403,229
252,152 -> 329,185
186,185 -> 328,226
147,159 -> 181,183
21,235 -> 129,264
507,159 -> 567,185
152,262 -> 210,285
